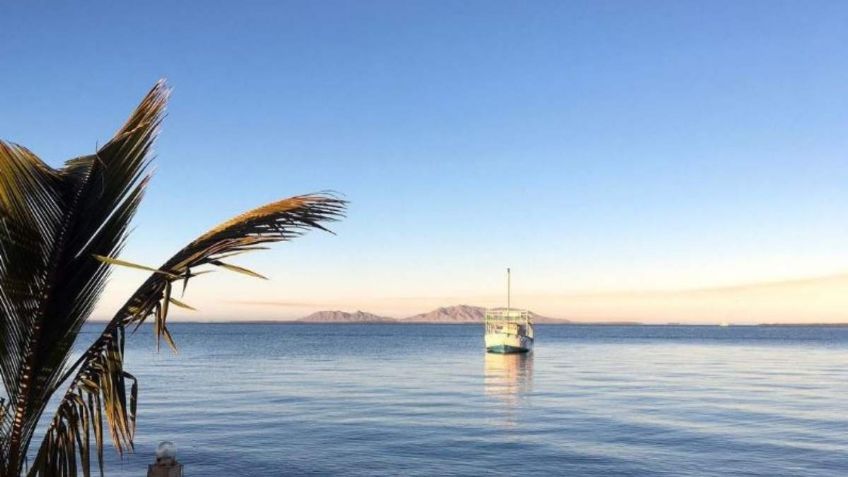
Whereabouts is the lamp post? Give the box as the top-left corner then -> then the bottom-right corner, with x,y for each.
147,441 -> 183,477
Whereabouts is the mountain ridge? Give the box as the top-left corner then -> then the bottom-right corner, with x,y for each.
298,310 -> 397,323
297,305 -> 570,324
401,304 -> 568,323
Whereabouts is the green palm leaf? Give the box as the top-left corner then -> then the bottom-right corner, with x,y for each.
6,82 -> 348,476
31,193 -> 345,476
0,80 -> 166,475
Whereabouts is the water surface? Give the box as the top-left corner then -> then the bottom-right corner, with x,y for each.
76,324 -> 848,476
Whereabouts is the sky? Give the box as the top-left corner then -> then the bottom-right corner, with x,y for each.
1,1 -> 847,323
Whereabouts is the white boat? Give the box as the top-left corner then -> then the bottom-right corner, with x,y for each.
485,268 -> 534,354
485,309 -> 534,353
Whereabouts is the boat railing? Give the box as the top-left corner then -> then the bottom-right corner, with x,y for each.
485,309 -> 532,335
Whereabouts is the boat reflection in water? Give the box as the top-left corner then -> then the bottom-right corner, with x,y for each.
484,351 -> 534,409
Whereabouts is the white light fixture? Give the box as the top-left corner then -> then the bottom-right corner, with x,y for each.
155,441 -> 177,461
148,440 -> 183,477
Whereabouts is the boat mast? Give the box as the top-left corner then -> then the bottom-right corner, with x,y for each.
507,267 -> 511,313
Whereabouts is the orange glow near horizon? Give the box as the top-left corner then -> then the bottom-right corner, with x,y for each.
93,271 -> 848,325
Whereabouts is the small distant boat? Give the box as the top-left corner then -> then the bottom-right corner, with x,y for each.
485,309 -> 534,353
719,322 -> 730,327
485,268 -> 534,354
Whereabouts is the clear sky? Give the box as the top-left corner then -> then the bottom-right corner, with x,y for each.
1,1 -> 847,323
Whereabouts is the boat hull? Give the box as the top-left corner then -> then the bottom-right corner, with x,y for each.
485,333 -> 533,354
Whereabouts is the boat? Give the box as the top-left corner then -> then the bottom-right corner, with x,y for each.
485,268 -> 534,353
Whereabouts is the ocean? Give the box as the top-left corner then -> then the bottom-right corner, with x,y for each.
62,324 -> 848,476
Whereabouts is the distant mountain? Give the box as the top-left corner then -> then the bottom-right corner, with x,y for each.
402,305 -> 484,323
528,313 -> 571,324
298,310 -> 397,323
295,305 -> 570,324
401,305 -> 569,324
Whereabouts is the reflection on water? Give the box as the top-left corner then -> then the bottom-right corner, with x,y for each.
484,352 -> 534,406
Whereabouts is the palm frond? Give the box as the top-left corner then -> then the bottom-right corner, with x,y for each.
30,193 -> 346,476
0,80 -> 167,475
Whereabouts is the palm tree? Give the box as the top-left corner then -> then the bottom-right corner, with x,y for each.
0,81 -> 346,476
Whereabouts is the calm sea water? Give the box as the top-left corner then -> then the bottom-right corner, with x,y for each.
65,324 -> 848,476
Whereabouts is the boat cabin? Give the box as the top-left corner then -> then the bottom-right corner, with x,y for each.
485,309 -> 534,340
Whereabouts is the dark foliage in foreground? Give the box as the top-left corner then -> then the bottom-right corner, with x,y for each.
0,82 -> 346,476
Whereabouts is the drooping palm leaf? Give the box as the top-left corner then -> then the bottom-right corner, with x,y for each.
0,81 -> 167,475
29,193 -> 345,476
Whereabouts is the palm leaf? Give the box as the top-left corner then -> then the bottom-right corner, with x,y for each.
0,80 -> 167,475
30,193 -> 345,476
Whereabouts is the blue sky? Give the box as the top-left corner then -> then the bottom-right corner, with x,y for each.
1,1 -> 847,321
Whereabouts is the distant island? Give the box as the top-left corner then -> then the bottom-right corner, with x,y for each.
299,310 -> 398,323
297,305 -> 573,324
